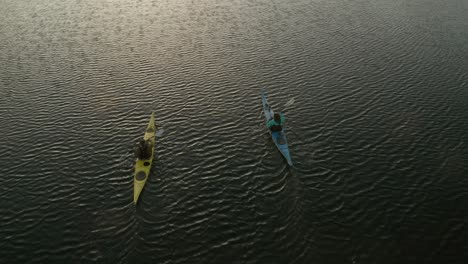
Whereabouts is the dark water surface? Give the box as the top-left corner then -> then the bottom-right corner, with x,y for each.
1,0 -> 467,263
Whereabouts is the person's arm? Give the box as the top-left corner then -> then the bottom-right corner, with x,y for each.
133,144 -> 141,158
280,113 -> 286,125
267,119 -> 275,128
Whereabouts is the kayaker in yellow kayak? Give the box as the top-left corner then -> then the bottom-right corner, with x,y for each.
133,139 -> 153,160
267,113 -> 285,132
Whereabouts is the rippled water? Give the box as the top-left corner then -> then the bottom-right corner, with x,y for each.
1,0 -> 467,263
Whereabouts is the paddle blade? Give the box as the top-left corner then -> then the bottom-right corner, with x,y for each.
156,129 -> 164,137
284,98 -> 295,108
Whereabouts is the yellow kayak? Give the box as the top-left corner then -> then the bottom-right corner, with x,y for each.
133,112 -> 156,204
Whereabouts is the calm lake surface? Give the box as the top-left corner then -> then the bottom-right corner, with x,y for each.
1,0 -> 467,263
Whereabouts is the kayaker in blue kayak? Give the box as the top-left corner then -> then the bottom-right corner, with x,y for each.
267,113 -> 285,132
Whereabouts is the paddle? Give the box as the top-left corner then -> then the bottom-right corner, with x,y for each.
128,128 -> 164,155
280,97 -> 304,141
282,97 -> 295,112
156,128 -> 164,137
259,97 -> 295,118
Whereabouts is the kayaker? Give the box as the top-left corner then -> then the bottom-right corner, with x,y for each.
268,113 -> 285,132
134,139 -> 152,160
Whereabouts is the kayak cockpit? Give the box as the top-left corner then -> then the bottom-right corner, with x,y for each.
135,171 -> 146,181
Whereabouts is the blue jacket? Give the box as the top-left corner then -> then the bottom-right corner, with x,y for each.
267,113 -> 285,128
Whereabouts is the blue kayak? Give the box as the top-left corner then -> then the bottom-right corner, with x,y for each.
261,92 -> 293,166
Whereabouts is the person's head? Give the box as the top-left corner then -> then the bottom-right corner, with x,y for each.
274,113 -> 281,122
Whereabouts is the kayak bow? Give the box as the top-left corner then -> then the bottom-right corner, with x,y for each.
133,112 -> 156,204
261,92 -> 293,166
